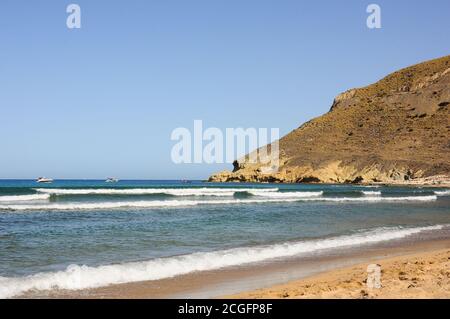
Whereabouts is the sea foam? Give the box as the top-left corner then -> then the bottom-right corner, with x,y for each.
361,191 -> 381,196
0,224 -> 444,299
0,195 -> 438,211
249,191 -> 323,198
0,194 -> 50,202
34,188 -> 279,197
434,190 -> 450,196
0,199 -> 298,211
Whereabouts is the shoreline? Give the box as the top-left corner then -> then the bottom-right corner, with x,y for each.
206,179 -> 450,188
18,234 -> 450,299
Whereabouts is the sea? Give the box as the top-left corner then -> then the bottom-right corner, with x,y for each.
0,179 -> 449,298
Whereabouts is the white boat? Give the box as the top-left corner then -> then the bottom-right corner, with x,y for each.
105,177 -> 119,183
36,177 -> 54,183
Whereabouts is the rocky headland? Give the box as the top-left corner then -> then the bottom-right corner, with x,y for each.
209,55 -> 450,185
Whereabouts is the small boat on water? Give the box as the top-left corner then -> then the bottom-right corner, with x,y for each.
36,177 -> 54,183
105,177 -> 119,183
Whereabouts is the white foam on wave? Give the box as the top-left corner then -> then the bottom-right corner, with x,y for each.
34,188 -> 279,197
0,224 -> 444,299
249,191 -> 323,198
434,190 -> 450,196
361,191 -> 381,196
316,195 -> 437,202
0,195 -> 438,211
0,194 -> 50,202
0,199 -> 298,211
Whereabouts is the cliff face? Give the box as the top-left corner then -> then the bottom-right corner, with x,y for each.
209,55 -> 450,184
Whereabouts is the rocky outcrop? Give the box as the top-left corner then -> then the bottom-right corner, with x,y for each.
209,55 -> 450,185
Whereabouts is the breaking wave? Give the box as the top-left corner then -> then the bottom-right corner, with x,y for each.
34,188 -> 279,197
361,191 -> 381,196
249,191 -> 323,198
0,224 -> 444,299
0,195 -> 437,211
434,190 -> 450,196
0,194 -> 50,202
0,199 -> 297,211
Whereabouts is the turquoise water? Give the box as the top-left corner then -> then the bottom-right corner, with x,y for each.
0,180 -> 449,298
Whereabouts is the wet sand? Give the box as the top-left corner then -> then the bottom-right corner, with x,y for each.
19,234 -> 450,299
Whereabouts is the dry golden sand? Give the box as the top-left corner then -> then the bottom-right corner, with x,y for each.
229,249 -> 450,299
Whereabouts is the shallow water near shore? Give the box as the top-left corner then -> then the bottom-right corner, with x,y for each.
0,180 -> 449,298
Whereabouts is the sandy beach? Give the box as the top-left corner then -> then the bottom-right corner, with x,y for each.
230,247 -> 450,299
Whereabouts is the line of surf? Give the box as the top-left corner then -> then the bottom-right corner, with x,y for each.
0,224 -> 444,298
361,191 -> 382,196
0,195 -> 438,211
249,191 -> 323,198
434,190 -> 450,196
0,194 -> 50,202
34,188 -> 279,197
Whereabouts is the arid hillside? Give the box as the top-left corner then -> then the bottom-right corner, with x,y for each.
209,55 -> 450,184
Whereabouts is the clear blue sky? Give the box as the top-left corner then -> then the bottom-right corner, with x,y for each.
0,0 -> 449,179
